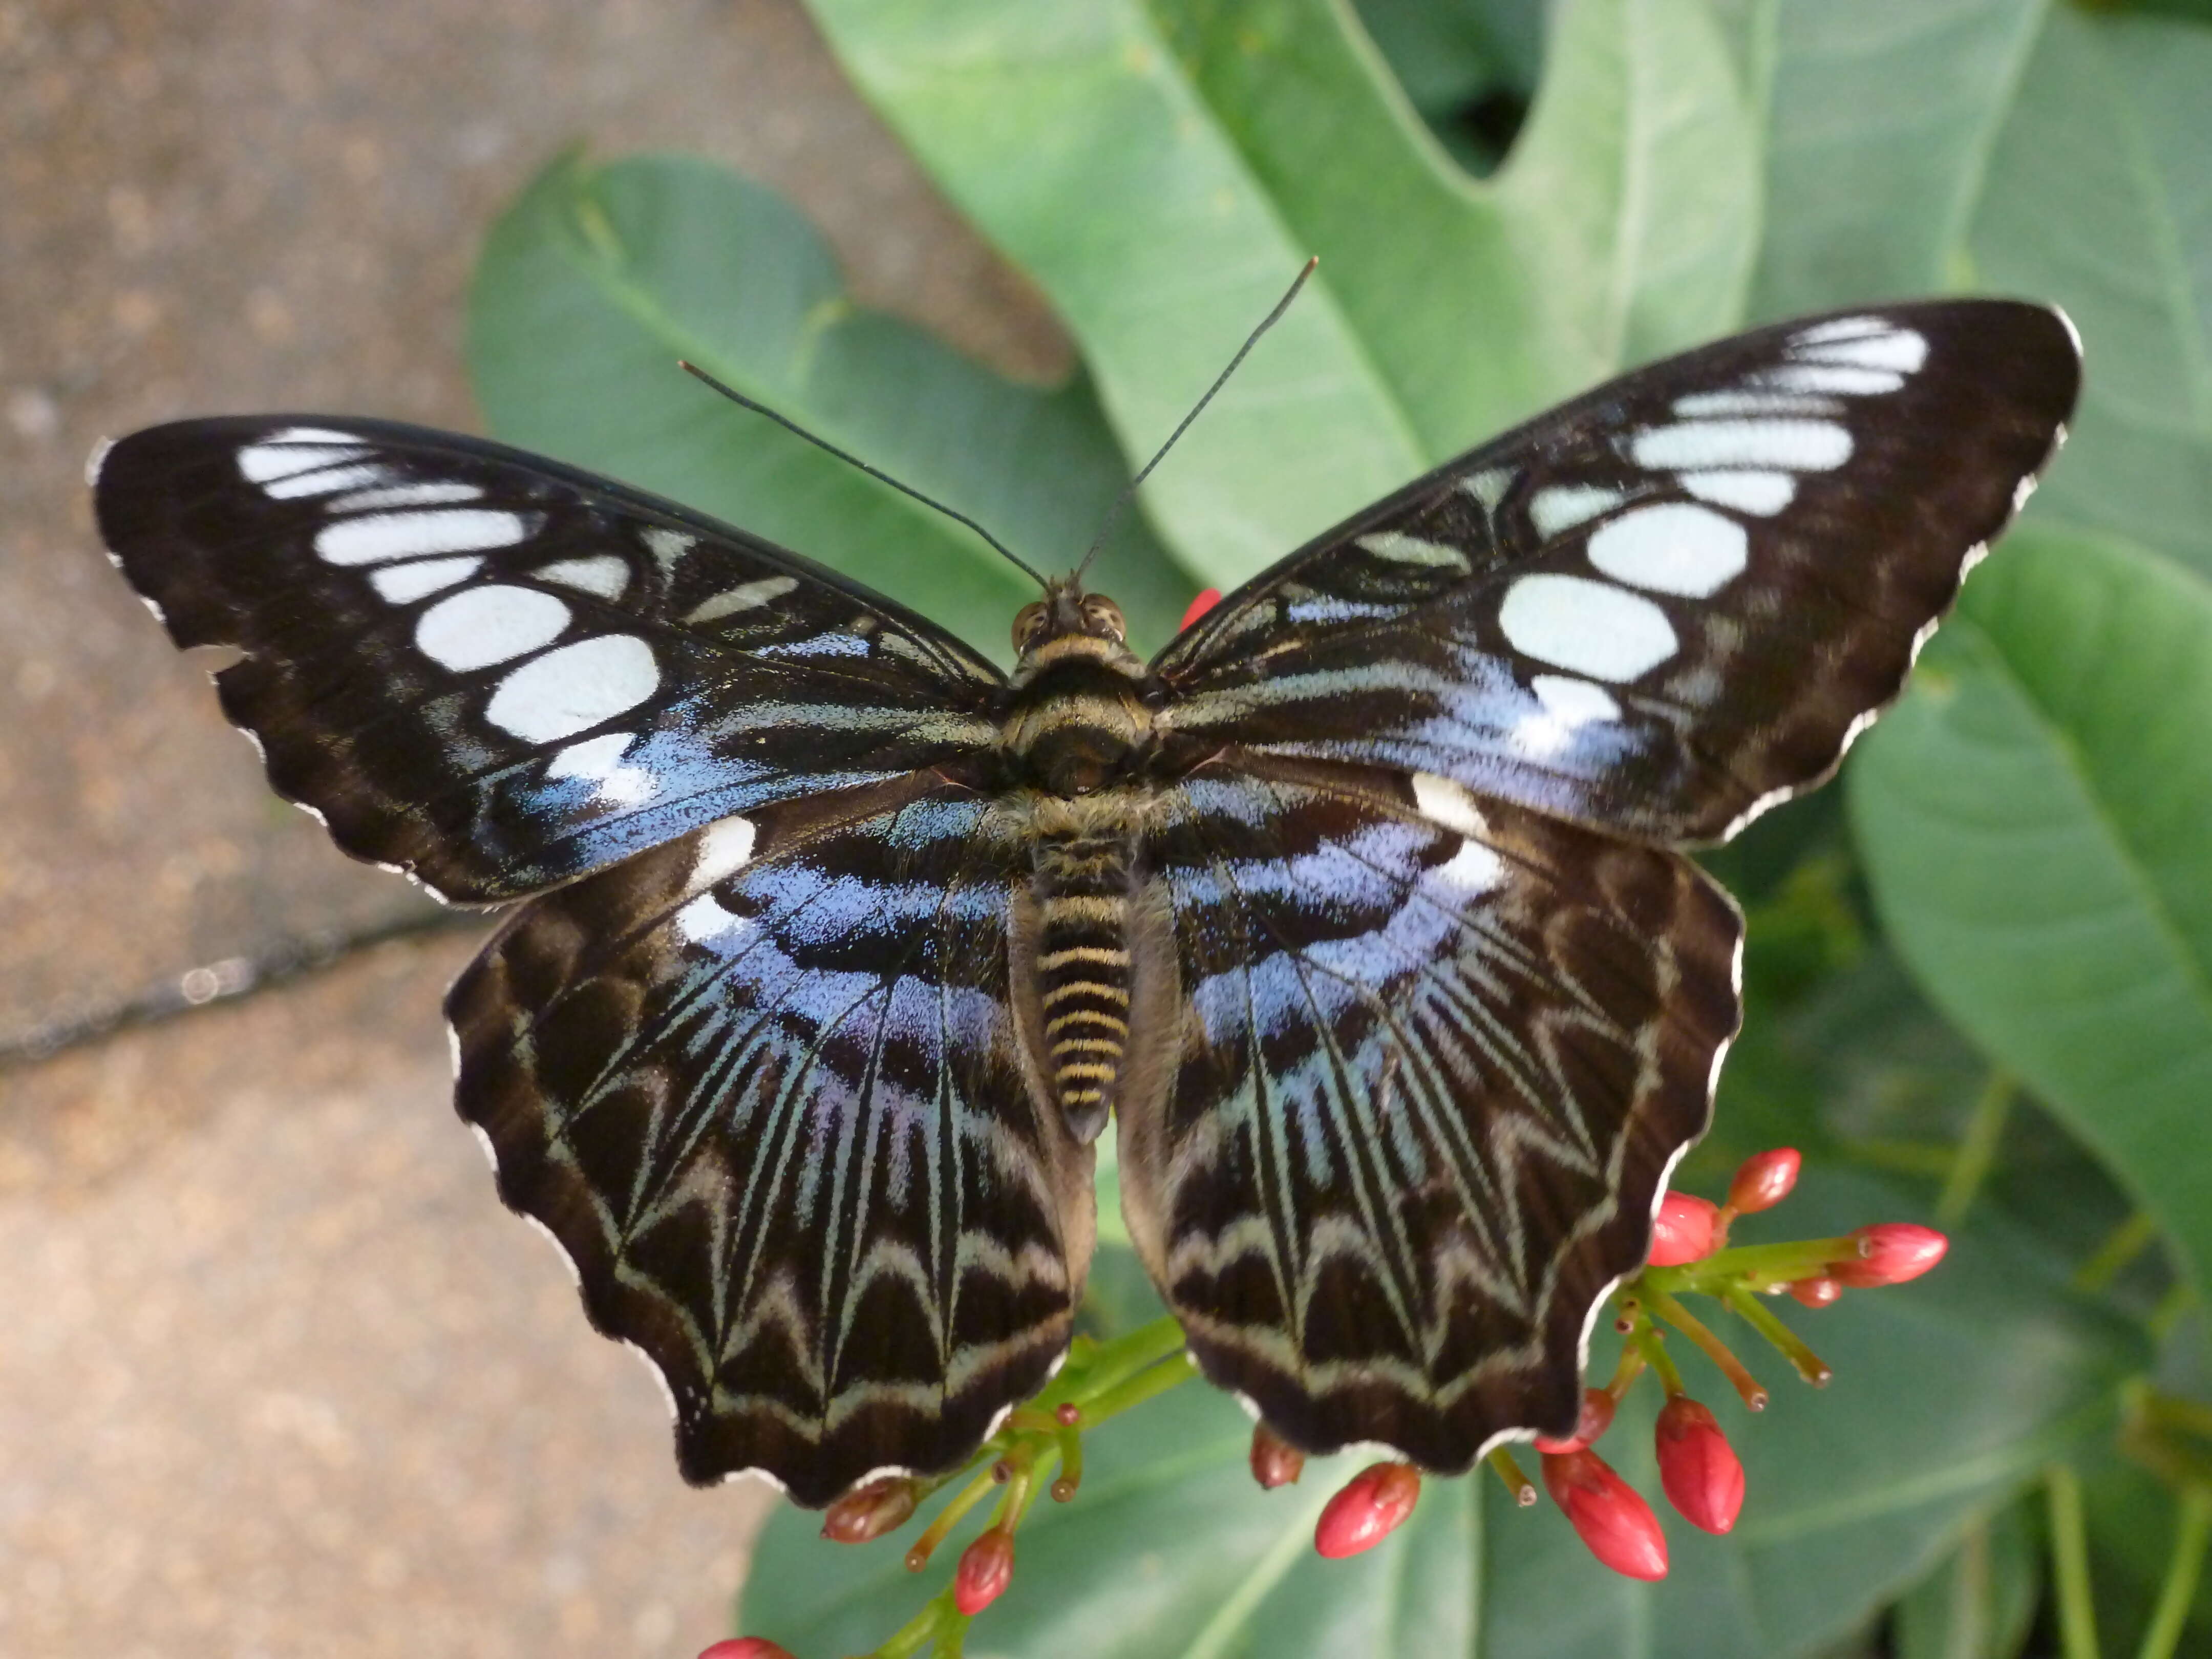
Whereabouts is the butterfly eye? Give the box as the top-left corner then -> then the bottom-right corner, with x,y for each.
1082,597 -> 1126,642
1012,602 -> 1047,652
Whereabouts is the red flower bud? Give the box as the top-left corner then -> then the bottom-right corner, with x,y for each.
1541,1448 -> 1668,1580
954,1527 -> 1016,1616
1533,1387 -> 1617,1455
1648,1191 -> 1720,1266
1180,588 -> 1223,631
1788,1275 -> 1842,1308
1314,1461 -> 1421,1559
1654,1396 -> 1745,1535
1250,1422 -> 1307,1489
1727,1147 -> 1801,1214
819,1473 -> 918,1544
697,1641 -> 795,1659
1830,1223 -> 1948,1287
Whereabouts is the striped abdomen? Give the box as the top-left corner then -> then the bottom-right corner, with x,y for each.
1032,837 -> 1132,1143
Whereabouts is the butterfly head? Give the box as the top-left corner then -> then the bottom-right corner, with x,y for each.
1010,577 -> 1135,677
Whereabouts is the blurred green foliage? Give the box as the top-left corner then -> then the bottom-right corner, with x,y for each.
465,0 -> 2212,1652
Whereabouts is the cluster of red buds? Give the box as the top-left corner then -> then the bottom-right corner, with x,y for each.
1280,1148 -> 1949,1580
708,1150 -> 1951,1653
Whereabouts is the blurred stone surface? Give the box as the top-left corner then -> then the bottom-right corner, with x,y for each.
0,1 -> 1064,1652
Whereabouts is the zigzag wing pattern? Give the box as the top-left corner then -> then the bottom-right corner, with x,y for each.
1118,761 -> 1741,1462
95,417 -> 1005,902
446,775 -> 1095,1505
1155,301 -> 2080,842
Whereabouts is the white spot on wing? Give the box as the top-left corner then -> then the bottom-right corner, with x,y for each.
370,555 -> 481,603
330,481 -> 483,513
261,462 -> 392,499
483,633 -> 659,742
1462,467 -> 1514,512
690,815 -> 758,890
1793,326 -> 1927,374
467,1123 -> 500,1173
1586,502 -> 1748,597
240,442 -> 371,484
316,508 -> 530,565
1680,470 -> 1794,516
415,585 -> 571,671
684,576 -> 798,625
1790,316 -> 1891,346
1411,772 -> 1487,839
534,555 -> 630,600
1632,419 -> 1851,474
1753,364 -> 1904,396
675,891 -> 748,945
86,436 -> 116,487
1529,484 -> 1625,538
1670,390 -> 1839,419
1354,530 -> 1467,570
641,526 -> 696,573
1530,673 -> 1620,727
1498,574 -> 1677,682
1435,839 -> 1504,895
545,731 -> 633,781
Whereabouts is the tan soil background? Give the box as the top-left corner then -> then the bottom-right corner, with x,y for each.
0,3 -> 1067,1653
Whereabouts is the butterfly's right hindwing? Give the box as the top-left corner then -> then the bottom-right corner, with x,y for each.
95,417 -> 1007,902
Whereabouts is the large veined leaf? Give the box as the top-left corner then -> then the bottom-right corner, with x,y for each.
805,0 -> 1757,585
740,1172 -> 2140,1659
1852,527 -> 2212,1296
467,151 -> 1194,655
1968,7 -> 2212,578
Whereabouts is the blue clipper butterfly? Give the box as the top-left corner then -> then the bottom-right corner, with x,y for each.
93,300 -> 2079,1507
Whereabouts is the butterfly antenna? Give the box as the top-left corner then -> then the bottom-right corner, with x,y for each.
1074,256 -> 1318,583
677,360 -> 1050,590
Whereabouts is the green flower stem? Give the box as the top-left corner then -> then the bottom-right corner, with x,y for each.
1640,1236 -> 1861,1298
1644,1288 -> 1768,1410
1063,1314 -> 1189,1405
1485,1447 -> 1536,1504
2136,1486 -> 2212,1659
1053,1420 -> 1084,1500
869,1589 -> 952,1659
1627,1310 -> 1687,1398
1722,1286 -> 1832,1386
905,1465 -> 1001,1571
1083,1350 -> 1201,1426
2047,1462 -> 2102,1659
1936,1069 -> 2014,1226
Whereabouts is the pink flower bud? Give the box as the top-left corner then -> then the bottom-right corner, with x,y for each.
1654,1396 -> 1745,1535
1533,1387 -> 1617,1455
1648,1192 -> 1720,1266
1727,1147 -> 1801,1214
1314,1461 -> 1421,1559
1831,1223 -> 1948,1287
697,1641 -> 794,1659
819,1474 -> 918,1544
1541,1449 -> 1668,1580
953,1527 -> 1015,1616
1788,1275 -> 1841,1308
1180,588 -> 1223,631
1250,1422 -> 1307,1489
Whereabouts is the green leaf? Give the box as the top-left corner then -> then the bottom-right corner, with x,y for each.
738,1171 -> 2139,1659
466,151 -> 1194,655
1739,0 -> 2049,318
804,0 -> 1757,584
1892,1497 -> 2040,1659
1968,7 -> 2212,576
1851,526 -> 2212,1295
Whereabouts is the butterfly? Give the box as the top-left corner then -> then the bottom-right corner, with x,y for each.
94,300 -> 2079,1507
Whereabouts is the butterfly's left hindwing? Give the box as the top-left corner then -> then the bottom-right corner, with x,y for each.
95,417 -> 1006,902
447,775 -> 1094,1505
1155,301 -> 2081,843
1120,763 -> 1739,1459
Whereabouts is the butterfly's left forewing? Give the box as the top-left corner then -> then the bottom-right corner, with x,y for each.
95,417 -> 1006,902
